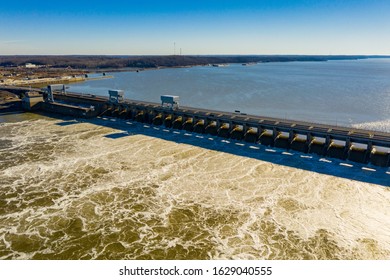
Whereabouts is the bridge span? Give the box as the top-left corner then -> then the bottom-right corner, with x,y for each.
8,85 -> 390,167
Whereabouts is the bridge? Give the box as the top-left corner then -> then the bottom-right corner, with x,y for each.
4,85 -> 390,167
54,90 -> 390,167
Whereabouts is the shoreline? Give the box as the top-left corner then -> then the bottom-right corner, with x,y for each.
0,74 -> 114,89
2,56 -> 390,89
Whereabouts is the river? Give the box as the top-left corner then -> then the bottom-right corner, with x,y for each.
0,59 -> 389,260
69,59 -> 390,131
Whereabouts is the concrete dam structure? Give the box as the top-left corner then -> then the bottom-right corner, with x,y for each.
14,85 -> 390,167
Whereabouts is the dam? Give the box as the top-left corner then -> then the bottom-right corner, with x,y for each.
5,85 -> 390,167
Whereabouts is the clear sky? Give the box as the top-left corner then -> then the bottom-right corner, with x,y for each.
1,0 -> 389,55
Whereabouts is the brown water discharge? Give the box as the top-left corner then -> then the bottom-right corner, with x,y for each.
0,115 -> 389,259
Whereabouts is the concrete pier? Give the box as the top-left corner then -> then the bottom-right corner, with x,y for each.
290,134 -> 308,153
244,128 -> 258,143
193,119 -> 205,134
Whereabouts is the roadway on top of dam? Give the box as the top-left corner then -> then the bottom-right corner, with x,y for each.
60,91 -> 390,148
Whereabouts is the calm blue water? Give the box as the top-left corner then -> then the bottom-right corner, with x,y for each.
69,59 -> 390,130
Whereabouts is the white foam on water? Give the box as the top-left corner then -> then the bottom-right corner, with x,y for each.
300,155 -> 312,158
1,116 -> 390,260
362,167 -> 376,172
340,163 -> 353,168
352,119 -> 390,133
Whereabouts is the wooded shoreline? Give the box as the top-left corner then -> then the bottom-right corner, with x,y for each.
1,55 -> 388,69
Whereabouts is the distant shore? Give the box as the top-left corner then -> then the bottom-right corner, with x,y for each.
2,54 -> 389,70
1,55 -> 389,89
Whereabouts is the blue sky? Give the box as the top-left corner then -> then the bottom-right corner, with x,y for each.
1,0 -> 389,55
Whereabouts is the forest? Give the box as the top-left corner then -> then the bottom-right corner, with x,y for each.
0,55 -> 381,69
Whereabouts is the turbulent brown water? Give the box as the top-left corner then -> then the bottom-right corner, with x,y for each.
0,113 -> 389,260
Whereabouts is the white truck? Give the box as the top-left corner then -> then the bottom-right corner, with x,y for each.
161,95 -> 179,109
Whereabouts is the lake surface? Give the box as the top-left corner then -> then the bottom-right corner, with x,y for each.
69,59 -> 390,131
1,59 -> 389,260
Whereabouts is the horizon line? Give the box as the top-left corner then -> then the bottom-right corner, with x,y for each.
1,54 -> 390,57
